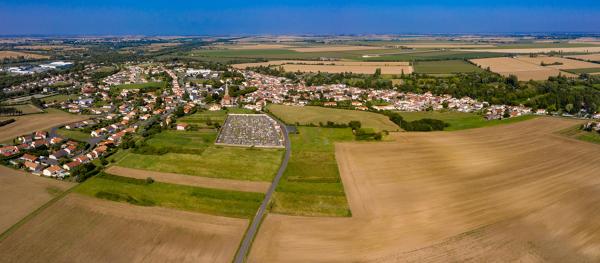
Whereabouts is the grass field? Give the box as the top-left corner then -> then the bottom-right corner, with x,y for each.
145,130 -> 216,154
56,128 -> 90,141
0,194 -> 248,262
413,60 -> 483,74
113,81 -> 166,91
75,173 -> 264,218
268,104 -> 399,132
6,104 -> 43,115
396,111 -> 538,131
250,118 -> 600,262
178,109 -> 254,127
41,94 -> 79,103
559,124 -> 600,144
272,127 -> 354,217
361,50 -> 506,61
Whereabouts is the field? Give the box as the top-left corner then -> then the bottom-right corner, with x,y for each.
113,81 -> 166,90
470,57 -> 576,81
413,60 -> 483,74
0,50 -> 49,60
0,166 -> 74,235
249,117 -> 600,262
559,124 -> 600,145
564,68 -> 600,74
56,128 -> 90,141
566,53 -> 600,62
396,111 -> 538,131
0,109 -> 89,143
288,45 -> 387,52
514,55 -> 600,70
4,103 -> 43,115
280,63 -> 413,74
464,46 -> 600,54
41,94 -> 79,103
0,194 -> 248,262
268,104 -> 399,132
272,127 -> 354,216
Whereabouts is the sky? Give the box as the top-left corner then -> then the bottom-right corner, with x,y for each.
0,0 -> 599,35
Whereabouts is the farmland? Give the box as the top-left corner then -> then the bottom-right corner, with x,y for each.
413,60 -> 483,74
0,166 -> 74,234
113,81 -> 166,91
41,94 -> 79,103
0,50 -> 49,60
250,117 -> 600,262
566,53 -> 600,62
514,55 -> 600,70
396,111 -> 537,131
0,194 -> 248,262
272,127 -> 354,216
470,57 -> 577,80
5,103 -> 43,114
268,104 -> 399,131
0,109 -> 89,143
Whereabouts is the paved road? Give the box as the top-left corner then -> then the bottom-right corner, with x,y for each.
233,119 -> 292,263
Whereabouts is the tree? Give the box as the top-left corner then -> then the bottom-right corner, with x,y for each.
374,68 -> 382,78
565,103 -> 574,113
348,121 -> 362,130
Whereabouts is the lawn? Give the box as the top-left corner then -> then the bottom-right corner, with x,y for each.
396,111 -> 538,131
413,60 -> 483,74
144,130 -> 215,154
272,127 -> 354,217
113,81 -> 166,91
56,128 -> 90,141
268,104 -> 399,132
75,173 -> 264,218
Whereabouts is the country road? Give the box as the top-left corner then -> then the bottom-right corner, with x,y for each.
233,119 -> 292,263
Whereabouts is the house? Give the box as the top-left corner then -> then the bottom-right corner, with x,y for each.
73,155 -> 90,163
18,135 -> 33,144
324,101 -> 337,107
0,146 -> 19,156
30,139 -> 49,148
34,131 -> 48,140
63,161 -> 82,171
64,145 -> 78,155
87,146 -> 108,159
50,137 -> 64,144
49,149 -> 68,160
20,154 -> 38,163
24,161 -> 44,173
176,123 -> 189,131
43,165 -> 65,178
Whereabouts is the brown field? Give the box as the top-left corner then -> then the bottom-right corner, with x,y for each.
0,194 -> 248,262
0,109 -> 89,143
214,44 -> 293,50
233,60 -> 413,74
289,45 -> 387,52
14,45 -> 85,51
514,55 -> 600,70
145,42 -> 181,51
470,57 -> 576,80
0,51 -> 49,60
398,43 -> 496,48
464,46 -> 600,54
0,166 -> 73,234
105,166 -> 270,193
566,54 -> 600,62
249,118 -> 600,262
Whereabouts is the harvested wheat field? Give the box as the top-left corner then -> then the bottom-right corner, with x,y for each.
105,166 -> 270,193
289,45 -> 386,52
0,166 -> 73,234
398,43 -> 496,48
0,194 -> 248,262
514,55 -> 600,70
566,54 -> 600,63
470,57 -> 575,80
249,117 -> 600,262
0,51 -> 49,60
0,109 -> 89,143
464,46 -> 600,54
215,44 -> 293,50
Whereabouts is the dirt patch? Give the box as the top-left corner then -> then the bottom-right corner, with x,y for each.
249,118 -> 600,262
0,194 -> 248,262
105,166 -> 270,193
0,51 -> 49,60
470,57 -> 576,80
0,110 -> 89,143
0,166 -> 73,234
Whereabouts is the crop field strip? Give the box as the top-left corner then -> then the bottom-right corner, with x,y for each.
470,57 -> 578,81
250,117 -> 600,262
0,109 -> 90,143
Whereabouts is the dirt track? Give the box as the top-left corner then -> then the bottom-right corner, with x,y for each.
105,166 -> 270,193
249,117 -> 600,262
0,194 -> 248,262
0,166 -> 73,234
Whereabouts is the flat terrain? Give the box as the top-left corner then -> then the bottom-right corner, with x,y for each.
0,50 -> 49,59
233,60 -> 413,74
250,118 -> 600,262
268,104 -> 399,131
288,45 -> 387,52
464,46 -> 600,54
397,111 -> 537,131
566,54 -> 600,62
470,57 -> 576,80
56,128 -> 90,141
105,166 -> 270,193
0,166 -> 73,234
514,55 -> 600,70
6,103 -> 43,114
413,60 -> 483,74
0,194 -> 248,262
0,109 -> 89,143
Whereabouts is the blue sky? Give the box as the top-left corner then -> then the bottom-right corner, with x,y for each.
0,0 -> 599,35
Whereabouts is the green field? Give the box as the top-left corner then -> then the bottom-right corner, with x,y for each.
75,173 -> 264,218
268,104 -> 399,131
396,111 -> 538,131
144,130 -> 215,154
272,127 -> 354,217
56,128 -> 90,141
559,124 -> 600,145
361,50 -> 506,62
178,109 -> 254,127
113,81 -> 166,91
41,94 -> 79,103
413,60 -> 483,74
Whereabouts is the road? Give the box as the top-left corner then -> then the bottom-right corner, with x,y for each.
233,119 -> 292,263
